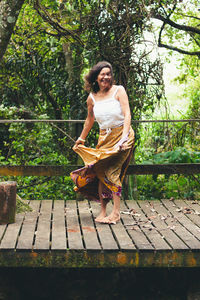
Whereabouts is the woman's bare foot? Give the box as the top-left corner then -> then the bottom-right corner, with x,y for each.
95,211 -> 107,223
102,212 -> 120,225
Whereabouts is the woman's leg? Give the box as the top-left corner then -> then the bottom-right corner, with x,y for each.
102,192 -> 120,224
95,180 -> 108,222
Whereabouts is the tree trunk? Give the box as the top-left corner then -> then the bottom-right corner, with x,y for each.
0,0 -> 25,61
0,181 -> 16,224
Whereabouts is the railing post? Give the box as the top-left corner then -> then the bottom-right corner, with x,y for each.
0,181 -> 17,224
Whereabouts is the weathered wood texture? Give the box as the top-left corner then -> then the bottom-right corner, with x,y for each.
0,200 -> 200,268
0,181 -> 16,224
0,163 -> 199,176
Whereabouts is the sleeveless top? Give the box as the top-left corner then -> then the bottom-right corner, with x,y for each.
90,85 -> 124,130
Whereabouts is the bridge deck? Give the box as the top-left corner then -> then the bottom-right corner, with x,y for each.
0,199 -> 200,268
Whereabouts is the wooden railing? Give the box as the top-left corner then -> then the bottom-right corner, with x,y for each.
0,164 -> 199,176
0,119 -> 199,176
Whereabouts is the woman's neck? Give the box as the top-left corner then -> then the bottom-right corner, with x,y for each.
98,85 -> 113,95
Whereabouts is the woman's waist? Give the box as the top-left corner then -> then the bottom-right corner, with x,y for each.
100,124 -> 134,136
99,123 -> 124,135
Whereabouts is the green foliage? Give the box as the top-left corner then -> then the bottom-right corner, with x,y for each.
15,175 -> 75,200
0,105 -> 76,200
136,174 -> 199,200
160,0 -> 200,121
143,147 -> 200,164
0,0 -> 199,202
0,105 -> 72,164
132,119 -> 200,200
1,175 -> 76,201
16,196 -> 32,213
0,0 -> 167,201
134,146 -> 200,200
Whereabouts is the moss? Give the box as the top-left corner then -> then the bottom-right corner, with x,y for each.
16,194 -> 32,213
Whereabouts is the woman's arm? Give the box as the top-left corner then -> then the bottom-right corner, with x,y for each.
117,85 -> 131,139
74,96 -> 95,147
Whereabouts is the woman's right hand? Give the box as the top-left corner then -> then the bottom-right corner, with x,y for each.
73,137 -> 85,149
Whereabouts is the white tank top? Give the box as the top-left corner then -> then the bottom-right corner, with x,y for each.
90,85 -> 124,130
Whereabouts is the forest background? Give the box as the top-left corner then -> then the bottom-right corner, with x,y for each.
0,0 -> 199,202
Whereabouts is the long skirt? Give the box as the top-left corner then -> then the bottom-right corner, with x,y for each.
70,125 -> 135,201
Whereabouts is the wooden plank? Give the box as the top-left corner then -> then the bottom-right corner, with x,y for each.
108,201 -> 136,250
139,200 -> 188,250
0,165 -> 80,176
161,199 -> 200,249
183,200 -> 200,227
136,200 -> 171,250
106,201 -> 137,250
121,201 -> 154,250
89,201 -> 119,250
127,164 -> 200,175
0,213 -> 25,249
66,200 -> 84,250
172,200 -> 200,243
184,200 -> 200,212
149,200 -> 188,250
154,200 -> 194,249
126,200 -> 171,250
77,200 -> 101,250
33,200 -> 52,250
1,248 -> 200,268
51,200 -> 67,250
17,200 -> 40,250
0,224 -> 7,242
0,163 -> 199,176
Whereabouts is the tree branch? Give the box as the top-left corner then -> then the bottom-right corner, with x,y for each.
158,41 -> 200,56
153,13 -> 200,35
50,123 -> 75,144
33,0 -> 83,46
176,12 -> 200,21
156,12 -> 200,57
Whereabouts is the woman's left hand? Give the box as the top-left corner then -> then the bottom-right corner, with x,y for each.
113,133 -> 129,151
119,141 -> 128,151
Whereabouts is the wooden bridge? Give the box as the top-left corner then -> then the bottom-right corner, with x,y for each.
1,198 -> 200,268
0,118 -> 199,269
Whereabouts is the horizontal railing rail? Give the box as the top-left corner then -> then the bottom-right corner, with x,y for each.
0,164 -> 199,176
0,119 -> 199,124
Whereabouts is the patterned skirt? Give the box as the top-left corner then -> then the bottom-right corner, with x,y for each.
70,125 -> 135,201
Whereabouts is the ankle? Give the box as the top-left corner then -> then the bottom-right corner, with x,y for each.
111,211 -> 120,217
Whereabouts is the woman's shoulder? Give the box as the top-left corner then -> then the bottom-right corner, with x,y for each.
87,94 -> 95,105
115,85 -> 126,95
114,84 -> 125,92
115,85 -> 128,102
111,84 -> 124,93
116,84 -> 125,90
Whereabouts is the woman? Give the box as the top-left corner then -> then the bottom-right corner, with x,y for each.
70,61 -> 135,224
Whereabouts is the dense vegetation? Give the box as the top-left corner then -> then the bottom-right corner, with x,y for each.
0,0 -> 199,201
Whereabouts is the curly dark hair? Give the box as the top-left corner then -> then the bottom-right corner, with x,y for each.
84,61 -> 114,93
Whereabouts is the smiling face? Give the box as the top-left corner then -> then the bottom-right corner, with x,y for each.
96,67 -> 112,90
